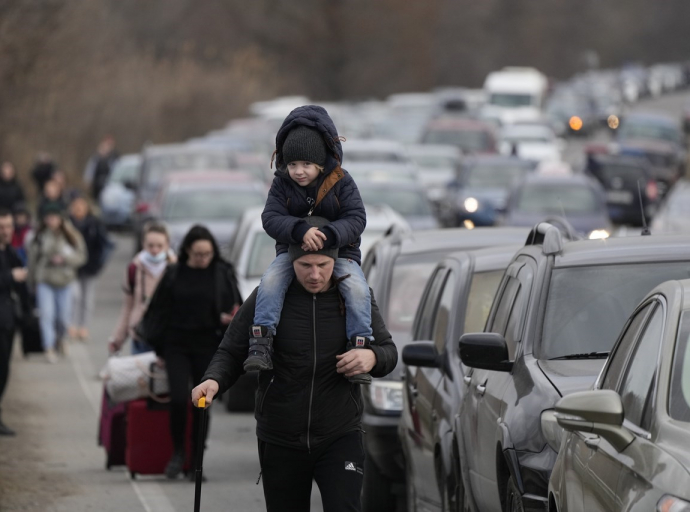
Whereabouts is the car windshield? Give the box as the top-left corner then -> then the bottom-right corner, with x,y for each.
359,187 -> 432,216
464,164 -> 528,189
410,154 -> 458,170
670,310 -> 690,422
516,184 -> 600,214
539,262 -> 690,360
109,159 -> 140,184
162,188 -> 264,220
246,231 -> 275,278
146,152 -> 231,184
618,122 -> 682,145
387,259 -> 439,336
596,164 -> 646,188
489,93 -> 535,107
424,129 -> 493,152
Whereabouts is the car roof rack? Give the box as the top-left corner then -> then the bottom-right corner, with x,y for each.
525,219 -> 578,255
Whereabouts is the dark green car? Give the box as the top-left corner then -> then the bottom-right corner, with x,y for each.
549,278 -> 690,512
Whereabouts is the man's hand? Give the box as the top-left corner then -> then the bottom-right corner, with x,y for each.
191,379 -> 219,408
302,227 -> 327,251
11,267 -> 28,282
336,349 -> 376,378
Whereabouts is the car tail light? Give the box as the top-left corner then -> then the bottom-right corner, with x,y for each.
645,180 -> 658,201
135,202 -> 150,214
657,495 -> 690,511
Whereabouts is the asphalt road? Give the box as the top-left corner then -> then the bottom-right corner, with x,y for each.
1,89 -> 689,512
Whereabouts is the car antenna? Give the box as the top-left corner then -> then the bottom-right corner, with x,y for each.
637,179 -> 651,236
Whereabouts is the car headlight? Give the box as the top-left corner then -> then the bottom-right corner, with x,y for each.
588,229 -> 610,240
541,409 -> 564,452
369,381 -> 403,412
657,495 -> 690,512
463,197 -> 479,213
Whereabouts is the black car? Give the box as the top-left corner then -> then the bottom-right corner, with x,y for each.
360,227 -> 529,511
400,243 -> 522,512
456,224 -> 690,511
585,154 -> 659,226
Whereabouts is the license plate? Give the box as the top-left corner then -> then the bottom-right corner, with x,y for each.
607,190 -> 633,204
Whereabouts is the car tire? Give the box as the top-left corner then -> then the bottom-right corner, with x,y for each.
362,457 -> 395,512
505,475 -> 525,512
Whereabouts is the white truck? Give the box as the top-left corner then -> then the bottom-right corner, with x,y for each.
480,66 -> 549,126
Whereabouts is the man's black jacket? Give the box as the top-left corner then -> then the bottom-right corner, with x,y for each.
0,245 -> 29,330
203,280 -> 398,451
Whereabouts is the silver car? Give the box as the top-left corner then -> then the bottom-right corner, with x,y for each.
549,278 -> 690,512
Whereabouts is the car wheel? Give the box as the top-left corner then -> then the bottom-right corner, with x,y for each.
505,475 -> 525,512
362,457 -> 395,512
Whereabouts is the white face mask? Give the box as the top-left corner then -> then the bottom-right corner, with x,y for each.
143,250 -> 167,264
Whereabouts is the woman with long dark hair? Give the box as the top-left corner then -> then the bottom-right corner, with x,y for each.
141,225 -> 242,479
28,204 -> 86,363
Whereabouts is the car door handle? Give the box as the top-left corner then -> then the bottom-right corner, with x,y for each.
584,437 -> 600,449
463,376 -> 472,385
411,387 -> 418,398
476,384 -> 486,396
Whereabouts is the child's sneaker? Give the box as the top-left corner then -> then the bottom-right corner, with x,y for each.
346,336 -> 372,385
244,325 -> 274,372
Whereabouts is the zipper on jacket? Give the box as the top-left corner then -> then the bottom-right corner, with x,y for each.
259,376 -> 275,414
349,386 -> 361,416
306,294 -> 317,452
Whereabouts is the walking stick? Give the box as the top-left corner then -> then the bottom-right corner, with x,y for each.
194,397 -> 207,512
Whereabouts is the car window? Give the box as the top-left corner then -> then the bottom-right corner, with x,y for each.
246,232 -> 276,278
162,188 -> 264,220
464,270 -> 505,334
516,184 -> 600,214
423,129 -> 493,152
414,268 -> 447,341
432,271 -> 456,353
146,152 -> 232,184
387,260 -> 438,334
539,262 -> 690,360
489,276 -> 520,337
669,310 -> 690,422
601,303 -> 653,391
617,304 -> 663,431
358,187 -> 432,216
463,165 -> 528,189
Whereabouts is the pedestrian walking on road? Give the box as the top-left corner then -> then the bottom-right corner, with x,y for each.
28,204 -> 86,363
192,224 -> 398,511
141,225 -> 242,480
11,204 -> 32,266
68,194 -> 113,341
108,221 -> 175,355
245,105 -> 374,386
30,151 -> 57,197
0,208 -> 30,435
36,178 -> 68,220
0,162 -> 25,213
83,135 -> 118,202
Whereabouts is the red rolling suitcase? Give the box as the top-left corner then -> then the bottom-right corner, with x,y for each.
98,388 -> 127,469
125,398 -> 193,479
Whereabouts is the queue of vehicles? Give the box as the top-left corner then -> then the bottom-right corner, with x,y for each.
93,59 -> 690,511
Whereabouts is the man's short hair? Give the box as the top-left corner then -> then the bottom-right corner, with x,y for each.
0,207 -> 13,218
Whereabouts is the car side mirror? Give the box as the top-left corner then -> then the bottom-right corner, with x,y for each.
458,333 -> 513,372
402,342 -> 440,368
555,390 -> 634,452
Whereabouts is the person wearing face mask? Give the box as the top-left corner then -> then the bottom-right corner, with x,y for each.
108,221 -> 176,355
140,225 -> 242,480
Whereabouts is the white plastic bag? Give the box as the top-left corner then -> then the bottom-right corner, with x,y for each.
103,351 -> 169,403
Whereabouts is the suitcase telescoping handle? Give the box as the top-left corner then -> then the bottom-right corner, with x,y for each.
194,397 -> 207,512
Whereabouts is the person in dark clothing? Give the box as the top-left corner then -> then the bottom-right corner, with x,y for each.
36,179 -> 68,219
11,204 -> 32,266
246,105 -> 373,387
31,152 -> 57,196
0,208 -> 30,436
192,221 -> 398,512
83,136 -> 118,201
0,162 -> 25,213
141,225 -> 242,480
68,194 -> 113,341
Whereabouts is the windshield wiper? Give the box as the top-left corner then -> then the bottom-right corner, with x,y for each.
549,351 -> 610,361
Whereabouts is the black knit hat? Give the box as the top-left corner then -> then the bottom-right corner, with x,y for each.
282,126 -> 327,167
288,216 -> 339,262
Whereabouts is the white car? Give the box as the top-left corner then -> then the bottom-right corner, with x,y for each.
498,123 -> 565,162
228,205 -> 410,300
